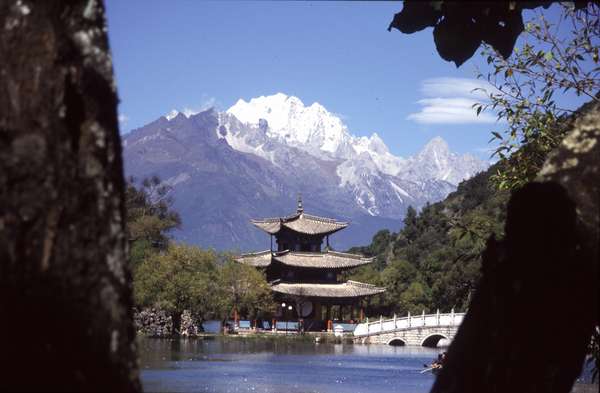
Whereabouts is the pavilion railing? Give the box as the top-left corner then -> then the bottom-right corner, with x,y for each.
353,310 -> 465,337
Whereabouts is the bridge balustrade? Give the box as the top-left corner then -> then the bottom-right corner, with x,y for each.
353,312 -> 465,337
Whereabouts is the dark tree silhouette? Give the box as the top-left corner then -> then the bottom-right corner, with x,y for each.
0,1 -> 140,391
387,1 -> 599,66
390,2 -> 599,392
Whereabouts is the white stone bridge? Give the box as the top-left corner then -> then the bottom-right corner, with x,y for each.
353,311 -> 465,346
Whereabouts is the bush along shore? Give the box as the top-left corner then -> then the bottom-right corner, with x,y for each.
133,308 -> 355,344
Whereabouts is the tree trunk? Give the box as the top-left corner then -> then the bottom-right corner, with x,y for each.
0,1 -> 140,391
171,312 -> 182,337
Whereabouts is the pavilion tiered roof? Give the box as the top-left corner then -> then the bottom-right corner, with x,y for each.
270,280 -> 386,299
235,249 -> 374,269
251,212 -> 348,236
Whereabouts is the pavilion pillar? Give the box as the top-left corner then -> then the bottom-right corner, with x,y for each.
326,304 -> 331,321
360,307 -> 365,322
337,305 -> 342,321
350,305 -> 354,321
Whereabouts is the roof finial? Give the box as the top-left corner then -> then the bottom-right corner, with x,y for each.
297,193 -> 303,214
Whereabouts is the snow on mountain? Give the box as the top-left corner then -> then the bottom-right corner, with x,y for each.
225,93 -> 484,191
226,93 -> 408,177
398,136 -> 486,186
227,93 -> 352,158
122,94 -> 488,251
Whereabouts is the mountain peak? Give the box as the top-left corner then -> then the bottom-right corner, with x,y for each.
226,93 -> 350,155
165,109 -> 180,121
421,136 -> 450,155
426,136 -> 448,148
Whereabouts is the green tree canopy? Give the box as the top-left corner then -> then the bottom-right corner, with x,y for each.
126,175 -> 181,253
219,258 -> 274,320
134,243 -> 222,335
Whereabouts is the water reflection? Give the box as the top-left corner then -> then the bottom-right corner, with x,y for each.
139,337 -> 442,393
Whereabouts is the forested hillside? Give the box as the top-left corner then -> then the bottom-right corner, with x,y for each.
345,164 -> 509,316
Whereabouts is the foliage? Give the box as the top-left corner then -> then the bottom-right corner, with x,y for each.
346,166 -> 509,316
388,1 -> 560,66
134,243 -> 222,332
347,229 -> 392,270
219,258 -> 274,320
381,259 -> 428,314
134,243 -> 275,327
126,175 -> 181,254
474,2 -> 600,190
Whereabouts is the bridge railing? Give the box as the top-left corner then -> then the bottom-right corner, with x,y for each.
353,311 -> 465,337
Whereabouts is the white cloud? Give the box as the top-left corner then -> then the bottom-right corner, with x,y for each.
420,77 -> 494,99
408,77 -> 499,125
118,114 -> 129,125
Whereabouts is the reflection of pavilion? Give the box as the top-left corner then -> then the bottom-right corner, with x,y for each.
236,196 -> 385,331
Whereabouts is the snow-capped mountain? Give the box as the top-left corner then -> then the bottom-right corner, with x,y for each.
122,93 -> 487,251
227,93 -> 352,158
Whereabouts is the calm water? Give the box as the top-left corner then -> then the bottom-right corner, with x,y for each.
139,337 -> 443,393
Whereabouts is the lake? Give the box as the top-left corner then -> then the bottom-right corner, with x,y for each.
139,337 -> 443,393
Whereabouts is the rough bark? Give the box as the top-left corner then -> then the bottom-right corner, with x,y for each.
0,1 -> 140,391
430,101 -> 599,393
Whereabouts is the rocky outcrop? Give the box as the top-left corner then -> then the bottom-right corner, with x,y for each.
134,308 -> 201,337
431,100 -> 599,393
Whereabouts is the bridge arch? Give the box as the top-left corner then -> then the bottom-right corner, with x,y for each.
421,334 -> 448,348
387,338 -> 406,346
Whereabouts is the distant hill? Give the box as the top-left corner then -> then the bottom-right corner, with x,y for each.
346,163 -> 509,314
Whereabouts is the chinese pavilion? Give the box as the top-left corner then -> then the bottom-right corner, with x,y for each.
236,196 -> 385,330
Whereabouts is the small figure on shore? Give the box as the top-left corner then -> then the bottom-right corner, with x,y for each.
422,351 -> 447,374
432,352 -> 446,369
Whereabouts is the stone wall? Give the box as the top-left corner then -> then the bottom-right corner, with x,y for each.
134,308 -> 201,337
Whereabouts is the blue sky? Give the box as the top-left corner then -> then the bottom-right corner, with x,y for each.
105,1 -> 575,160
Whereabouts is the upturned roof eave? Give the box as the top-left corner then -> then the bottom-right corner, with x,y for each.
271,250 -> 374,269
270,280 -> 386,299
250,212 -> 349,236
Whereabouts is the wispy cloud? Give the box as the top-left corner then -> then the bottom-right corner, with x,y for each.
118,114 -> 129,125
408,77 -> 499,125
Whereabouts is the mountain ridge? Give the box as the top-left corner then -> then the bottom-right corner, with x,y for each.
123,93 -> 487,251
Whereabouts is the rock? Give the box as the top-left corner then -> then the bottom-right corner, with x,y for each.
133,308 -> 201,337
431,98 -> 599,393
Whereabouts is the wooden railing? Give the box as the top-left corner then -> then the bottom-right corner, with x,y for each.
353,310 -> 465,337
